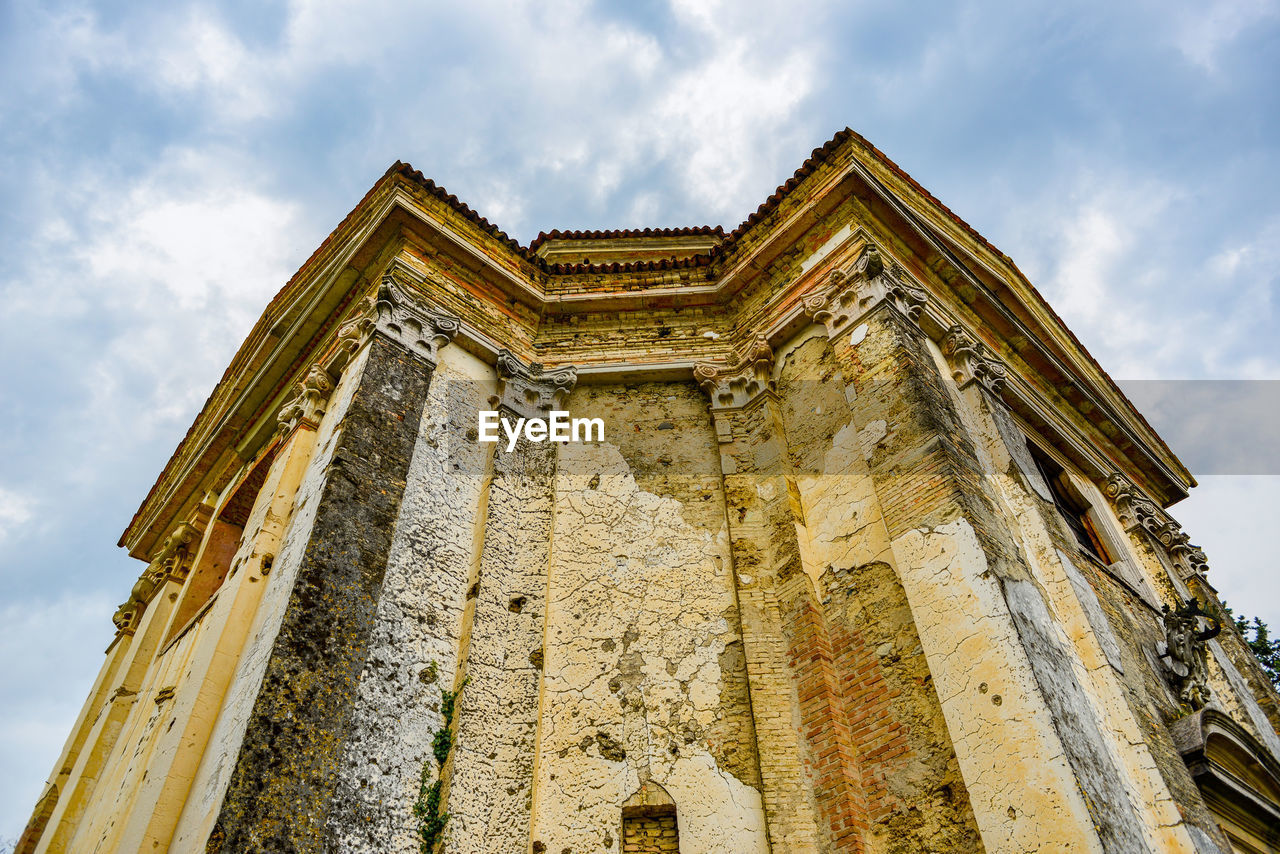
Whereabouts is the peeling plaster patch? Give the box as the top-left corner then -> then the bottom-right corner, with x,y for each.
857,419 -> 888,460
533,435 -> 767,854
848,323 -> 868,346
799,223 -> 855,275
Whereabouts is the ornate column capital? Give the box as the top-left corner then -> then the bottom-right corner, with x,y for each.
693,334 -> 774,443
490,350 -> 578,418
802,243 -> 927,340
373,276 -> 460,365
942,325 -> 1008,396
328,276 -> 461,373
275,364 -> 336,440
1104,472 -> 1209,581
112,518 -> 203,633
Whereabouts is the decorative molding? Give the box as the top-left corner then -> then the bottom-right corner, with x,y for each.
802,243 -> 927,340
490,349 -> 578,418
322,275 -> 461,377
942,324 -> 1008,395
1159,598 -> 1221,711
372,275 -> 460,366
275,364 -> 335,439
331,296 -> 375,370
693,334 -> 774,443
112,517 -> 203,633
1104,472 -> 1208,581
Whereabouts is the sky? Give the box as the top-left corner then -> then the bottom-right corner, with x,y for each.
1,0 -> 1278,841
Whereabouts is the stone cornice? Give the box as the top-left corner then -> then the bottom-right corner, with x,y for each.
119,134 -> 1194,560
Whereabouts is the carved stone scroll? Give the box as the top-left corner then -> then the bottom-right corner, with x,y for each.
490,349 -> 578,418
693,334 -> 774,443
1104,472 -> 1208,581
942,325 -> 1008,396
112,518 -> 203,633
275,364 -> 336,440
327,276 -> 460,375
802,243 -> 927,340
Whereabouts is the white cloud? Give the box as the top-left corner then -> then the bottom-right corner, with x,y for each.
1173,475 -> 1280,628
2,146 -> 308,451
1169,0 -> 1280,71
0,488 -> 36,544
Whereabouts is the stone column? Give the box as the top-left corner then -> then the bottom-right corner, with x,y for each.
205,277 -> 458,853
695,337 -> 863,854
30,517 -> 202,854
109,363 -> 337,852
444,351 -> 576,854
802,242 -> 1135,853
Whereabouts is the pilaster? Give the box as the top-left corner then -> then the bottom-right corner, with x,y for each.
205,275 -> 458,852
801,245 -> 1142,853
696,335 -> 863,853
445,351 -> 576,854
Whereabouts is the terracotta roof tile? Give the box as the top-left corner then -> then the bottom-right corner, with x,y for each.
529,226 -> 723,251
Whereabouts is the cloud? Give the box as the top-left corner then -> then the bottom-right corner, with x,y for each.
0,488 -> 36,544
2,0 -> 1279,843
5,147 -> 307,441
1169,0 -> 1280,72
0,592 -> 116,838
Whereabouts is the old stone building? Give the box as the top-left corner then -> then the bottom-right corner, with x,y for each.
19,129 -> 1280,853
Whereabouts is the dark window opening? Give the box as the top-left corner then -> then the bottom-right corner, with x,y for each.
1027,443 -> 1110,564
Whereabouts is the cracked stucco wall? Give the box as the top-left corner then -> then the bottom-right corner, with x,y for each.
530,382 -> 769,854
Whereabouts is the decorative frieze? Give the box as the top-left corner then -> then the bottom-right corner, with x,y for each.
1104,472 -> 1208,581
942,325 -> 1008,395
693,334 -> 774,443
490,349 -> 578,419
802,243 -> 927,340
1160,598 -> 1221,711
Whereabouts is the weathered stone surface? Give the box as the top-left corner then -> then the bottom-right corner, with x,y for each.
207,334 -> 436,852
328,345 -> 494,852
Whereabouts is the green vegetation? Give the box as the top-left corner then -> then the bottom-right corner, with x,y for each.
415,683 -> 463,853
1221,603 -> 1280,690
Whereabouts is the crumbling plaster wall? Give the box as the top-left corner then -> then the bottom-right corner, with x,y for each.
774,329 -> 985,853
530,381 -> 769,854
